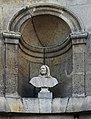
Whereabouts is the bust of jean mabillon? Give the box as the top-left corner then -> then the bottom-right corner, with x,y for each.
29,65 -> 58,92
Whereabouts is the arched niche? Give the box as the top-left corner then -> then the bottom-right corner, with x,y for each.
8,4 -> 84,98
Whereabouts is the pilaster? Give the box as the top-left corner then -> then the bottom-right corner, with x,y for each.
3,31 -> 21,97
71,32 -> 88,97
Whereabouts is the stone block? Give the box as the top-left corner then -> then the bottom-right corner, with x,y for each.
5,74 -> 17,94
23,98 -> 39,113
73,44 -> 85,53
6,45 -> 18,74
6,97 -> 23,112
72,74 -> 85,95
0,7 -> 3,31
0,73 -> 4,95
52,98 -> 68,113
73,53 -> 85,73
86,72 -> 91,96
0,97 -> 10,112
38,92 -> 52,99
67,96 -> 91,113
81,96 -> 91,110
39,98 -> 52,113
66,97 -> 85,112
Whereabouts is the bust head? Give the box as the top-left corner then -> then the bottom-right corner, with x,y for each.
40,65 -> 50,77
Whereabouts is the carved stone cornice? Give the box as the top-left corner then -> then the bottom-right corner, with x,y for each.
3,31 -> 21,44
70,32 -> 88,45
70,32 -> 88,39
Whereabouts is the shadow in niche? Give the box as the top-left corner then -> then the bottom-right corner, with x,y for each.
21,82 -> 60,98
19,77 -> 61,98
18,12 -> 72,98
19,80 -> 41,98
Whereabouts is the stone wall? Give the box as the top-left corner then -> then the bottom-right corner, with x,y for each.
0,0 -> 91,97
0,0 -> 91,118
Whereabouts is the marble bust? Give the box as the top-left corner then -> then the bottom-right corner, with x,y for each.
29,65 -> 58,92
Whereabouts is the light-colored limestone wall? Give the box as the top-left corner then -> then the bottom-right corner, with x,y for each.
0,0 -> 91,117
0,0 -> 91,97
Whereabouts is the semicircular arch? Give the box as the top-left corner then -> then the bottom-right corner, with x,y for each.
8,4 -> 84,32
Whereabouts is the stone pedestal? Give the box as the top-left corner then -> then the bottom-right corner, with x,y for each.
38,92 -> 52,99
38,90 -> 52,113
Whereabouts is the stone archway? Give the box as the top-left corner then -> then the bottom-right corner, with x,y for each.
9,4 -> 83,32
4,4 -> 86,98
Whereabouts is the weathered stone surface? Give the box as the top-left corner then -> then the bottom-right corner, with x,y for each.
73,53 -> 85,73
6,97 -> 23,112
52,98 -> 68,113
66,0 -> 91,6
0,0 -> 24,5
0,97 -> 10,112
39,99 -> 52,113
23,98 -> 39,113
5,46 -> 18,69
72,37 -> 86,96
69,4 -> 91,31
72,74 -> 85,95
0,7 -> 3,31
72,44 -> 85,53
66,97 -> 85,112
24,0 -> 66,6
66,96 -> 91,112
5,74 -> 17,85
0,96 -> 91,113
0,0 -> 91,116
86,72 -> 91,96
2,6 -> 23,30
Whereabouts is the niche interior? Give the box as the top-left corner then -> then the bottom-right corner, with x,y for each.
18,14 -> 72,98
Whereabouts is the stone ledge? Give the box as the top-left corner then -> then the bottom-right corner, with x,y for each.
0,96 -> 23,112
1,96 -> 91,113
22,96 -> 91,113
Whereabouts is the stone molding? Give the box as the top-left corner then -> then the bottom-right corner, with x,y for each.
7,4 -> 85,59
70,32 -> 88,39
19,36 -> 72,58
8,4 -> 83,32
3,32 -> 21,44
70,32 -> 88,45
